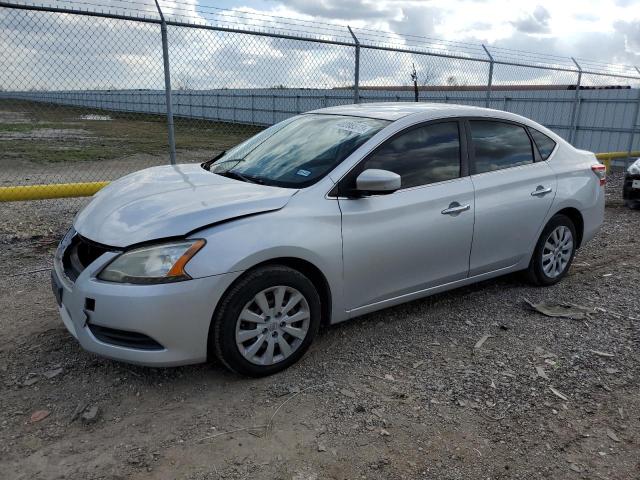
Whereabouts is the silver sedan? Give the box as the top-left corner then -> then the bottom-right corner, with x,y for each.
52,103 -> 605,376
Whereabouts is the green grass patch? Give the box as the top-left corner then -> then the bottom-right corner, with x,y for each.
0,123 -> 56,133
0,99 -> 263,164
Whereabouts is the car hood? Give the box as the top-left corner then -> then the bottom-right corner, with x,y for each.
74,164 -> 297,248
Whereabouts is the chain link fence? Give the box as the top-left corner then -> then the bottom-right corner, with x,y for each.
1,0 -> 640,205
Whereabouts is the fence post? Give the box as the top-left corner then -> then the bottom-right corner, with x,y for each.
482,44 -> 494,108
348,26 -> 360,104
626,66 -> 640,168
569,57 -> 582,145
154,0 -> 177,165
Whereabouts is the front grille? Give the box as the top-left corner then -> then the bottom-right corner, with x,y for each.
62,234 -> 114,282
88,324 -> 164,351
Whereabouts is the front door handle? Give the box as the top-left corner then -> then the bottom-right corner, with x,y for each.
441,202 -> 471,215
531,186 -> 553,197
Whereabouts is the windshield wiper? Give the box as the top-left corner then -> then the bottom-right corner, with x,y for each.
202,153 -> 249,172
208,157 -> 247,172
215,170 -> 262,184
201,150 -> 226,170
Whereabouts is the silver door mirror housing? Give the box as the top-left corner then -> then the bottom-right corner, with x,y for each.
355,169 -> 401,195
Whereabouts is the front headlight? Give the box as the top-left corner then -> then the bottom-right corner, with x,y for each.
628,159 -> 640,175
98,239 -> 205,284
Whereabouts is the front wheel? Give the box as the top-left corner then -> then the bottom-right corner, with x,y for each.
525,214 -> 577,286
210,266 -> 321,377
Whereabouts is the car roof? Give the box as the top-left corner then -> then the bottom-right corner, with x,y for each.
306,102 -> 563,142
307,102 -> 533,124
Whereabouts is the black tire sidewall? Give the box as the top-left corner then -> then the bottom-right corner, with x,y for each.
530,214 -> 577,286
211,266 -> 321,377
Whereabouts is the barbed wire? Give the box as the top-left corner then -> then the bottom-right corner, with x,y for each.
1,0 -> 160,19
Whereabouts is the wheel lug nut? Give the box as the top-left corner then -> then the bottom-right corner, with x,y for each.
280,321 -> 285,327
262,328 -> 268,334
272,331 -> 278,337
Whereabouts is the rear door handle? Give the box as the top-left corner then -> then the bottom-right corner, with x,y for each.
441,202 -> 471,215
531,186 -> 553,197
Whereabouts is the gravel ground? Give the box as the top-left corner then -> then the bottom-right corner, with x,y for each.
0,174 -> 638,480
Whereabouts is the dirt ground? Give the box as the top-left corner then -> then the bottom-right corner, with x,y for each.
0,173 -> 639,480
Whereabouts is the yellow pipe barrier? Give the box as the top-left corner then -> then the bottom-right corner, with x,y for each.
595,151 -> 640,172
0,181 -> 109,202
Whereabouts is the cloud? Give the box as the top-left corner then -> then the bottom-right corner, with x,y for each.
573,12 -> 599,22
0,8 -> 166,90
469,21 -> 492,30
510,5 -> 551,34
0,0 -> 638,93
387,5 -> 441,39
615,20 -> 640,54
269,0 -> 398,21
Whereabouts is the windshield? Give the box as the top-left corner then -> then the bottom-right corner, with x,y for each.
206,114 -> 390,187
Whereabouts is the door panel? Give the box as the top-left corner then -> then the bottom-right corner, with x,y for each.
339,177 -> 475,310
469,162 -> 557,275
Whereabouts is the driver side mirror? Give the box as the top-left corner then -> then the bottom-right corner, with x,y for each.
355,169 -> 401,196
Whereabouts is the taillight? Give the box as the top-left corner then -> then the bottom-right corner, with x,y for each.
591,164 -> 606,186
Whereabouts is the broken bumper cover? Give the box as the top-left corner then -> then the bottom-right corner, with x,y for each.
52,256 -> 240,367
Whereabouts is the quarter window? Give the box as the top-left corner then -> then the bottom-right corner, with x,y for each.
529,128 -> 557,160
361,122 -> 461,189
470,121 -> 534,174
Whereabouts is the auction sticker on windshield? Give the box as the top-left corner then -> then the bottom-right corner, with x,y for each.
335,120 -> 373,135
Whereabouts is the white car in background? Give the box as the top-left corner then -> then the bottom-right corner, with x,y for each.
623,158 -> 640,208
52,103 -> 606,376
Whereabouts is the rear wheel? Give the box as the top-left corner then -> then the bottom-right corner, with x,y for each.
210,265 -> 321,377
525,214 -> 577,286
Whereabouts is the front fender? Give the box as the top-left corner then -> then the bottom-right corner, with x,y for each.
183,199 -> 346,323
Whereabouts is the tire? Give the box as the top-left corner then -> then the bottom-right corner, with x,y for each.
210,265 -> 321,377
525,214 -> 577,286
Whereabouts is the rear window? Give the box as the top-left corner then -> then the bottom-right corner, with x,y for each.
529,128 -> 557,160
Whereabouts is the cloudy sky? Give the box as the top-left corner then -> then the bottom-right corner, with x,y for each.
196,0 -> 639,67
1,0 -> 639,90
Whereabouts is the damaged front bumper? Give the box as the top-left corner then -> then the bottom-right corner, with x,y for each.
52,248 -> 240,367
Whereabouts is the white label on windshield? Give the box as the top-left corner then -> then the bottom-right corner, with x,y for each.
335,120 -> 372,135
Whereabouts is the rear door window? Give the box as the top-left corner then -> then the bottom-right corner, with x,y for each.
469,121 -> 534,174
